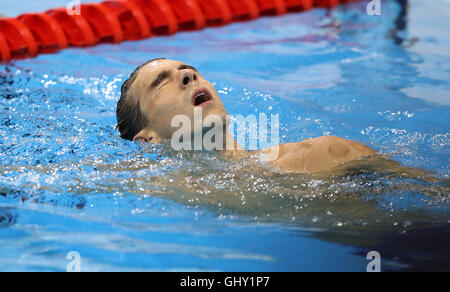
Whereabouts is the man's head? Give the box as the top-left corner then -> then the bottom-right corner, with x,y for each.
116,59 -> 228,142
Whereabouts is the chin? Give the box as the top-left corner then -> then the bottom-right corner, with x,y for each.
204,107 -> 228,121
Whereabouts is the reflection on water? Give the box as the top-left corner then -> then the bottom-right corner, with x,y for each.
1,144 -> 448,232
0,0 -> 449,271
0,207 -> 17,228
386,0 -> 409,45
0,143 -> 448,271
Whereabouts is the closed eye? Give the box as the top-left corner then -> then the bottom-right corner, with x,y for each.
150,71 -> 170,89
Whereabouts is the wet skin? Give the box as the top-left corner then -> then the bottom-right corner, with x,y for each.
130,59 -> 376,174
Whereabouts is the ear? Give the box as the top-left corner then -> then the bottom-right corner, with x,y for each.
132,128 -> 162,143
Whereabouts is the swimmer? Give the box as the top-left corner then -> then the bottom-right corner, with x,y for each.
116,58 -> 376,174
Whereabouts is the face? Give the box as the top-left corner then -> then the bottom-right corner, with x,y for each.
131,59 -> 228,141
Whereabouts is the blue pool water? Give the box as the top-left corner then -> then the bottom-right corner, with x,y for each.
0,0 -> 449,271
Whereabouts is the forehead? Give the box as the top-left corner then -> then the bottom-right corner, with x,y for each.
136,59 -> 184,81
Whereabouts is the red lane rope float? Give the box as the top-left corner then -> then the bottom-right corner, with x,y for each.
17,13 -> 68,54
0,32 -> 11,62
101,0 -> 151,40
227,0 -> 260,21
167,0 -> 206,31
285,0 -> 314,12
45,8 -> 96,47
196,0 -> 233,27
0,18 -> 38,60
314,0 -> 340,8
79,3 -> 124,43
130,0 -> 178,35
0,0 -> 363,62
256,0 -> 287,16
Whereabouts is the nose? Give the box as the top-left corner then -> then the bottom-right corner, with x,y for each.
179,70 -> 198,89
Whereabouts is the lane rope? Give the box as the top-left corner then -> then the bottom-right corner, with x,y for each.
0,0 -> 363,62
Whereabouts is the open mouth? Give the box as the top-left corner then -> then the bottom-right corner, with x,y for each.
192,89 -> 213,107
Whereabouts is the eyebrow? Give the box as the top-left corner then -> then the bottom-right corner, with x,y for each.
178,64 -> 198,72
149,64 -> 199,90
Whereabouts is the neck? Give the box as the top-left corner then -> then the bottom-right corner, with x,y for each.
191,129 -> 243,152
224,131 -> 243,151
162,128 -> 245,155
217,131 -> 247,159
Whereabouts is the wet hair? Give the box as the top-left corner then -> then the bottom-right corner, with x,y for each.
116,58 -> 165,140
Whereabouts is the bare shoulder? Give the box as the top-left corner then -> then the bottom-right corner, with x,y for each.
260,136 -> 376,174
274,136 -> 376,158
305,136 -> 376,156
